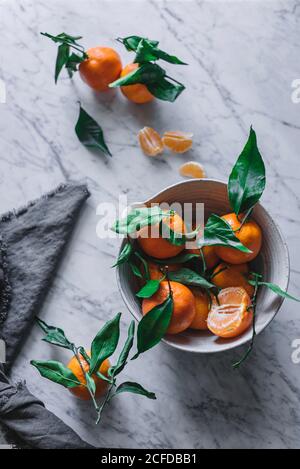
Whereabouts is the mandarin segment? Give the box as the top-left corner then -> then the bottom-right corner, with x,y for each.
142,281 -> 196,334
207,287 -> 253,339
138,127 -> 164,157
179,161 -> 206,179
162,131 -> 193,153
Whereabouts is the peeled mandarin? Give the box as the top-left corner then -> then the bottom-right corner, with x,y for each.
207,287 -> 253,339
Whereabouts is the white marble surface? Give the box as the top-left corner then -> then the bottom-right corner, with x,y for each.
1,0 -> 300,449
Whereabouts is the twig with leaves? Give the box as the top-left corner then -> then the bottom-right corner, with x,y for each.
31,314 -> 156,425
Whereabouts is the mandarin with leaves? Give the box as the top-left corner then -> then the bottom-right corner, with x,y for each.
211,262 -> 254,297
142,281 -> 196,334
79,47 -> 122,91
120,63 -> 154,104
67,352 -> 110,400
215,213 -> 262,264
137,212 -> 186,259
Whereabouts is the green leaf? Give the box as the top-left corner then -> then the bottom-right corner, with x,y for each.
41,32 -> 84,47
112,242 -> 133,267
109,321 -> 135,377
161,222 -> 186,246
148,76 -> 185,102
117,36 -> 159,52
36,318 -> 73,350
109,62 -> 166,88
168,268 -> 215,289
129,261 -> 143,278
65,52 -> 85,76
89,313 -> 121,375
136,279 -> 161,298
201,214 -> 251,252
75,105 -> 112,157
55,43 -> 70,83
248,280 -> 300,302
135,295 -> 173,355
134,38 -> 187,65
228,127 -> 266,215
112,206 -> 169,235
134,252 -> 150,280
114,381 -> 156,400
85,372 -> 96,396
31,360 -> 81,388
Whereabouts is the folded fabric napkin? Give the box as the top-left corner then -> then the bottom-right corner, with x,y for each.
0,183 -> 94,449
0,365 -> 93,449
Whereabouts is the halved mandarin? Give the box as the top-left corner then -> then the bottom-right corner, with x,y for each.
138,127 -> 163,157
179,161 -> 206,179
207,287 -> 253,339
162,131 -> 193,153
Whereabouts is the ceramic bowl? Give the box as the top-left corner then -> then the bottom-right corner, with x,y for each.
116,179 -> 290,353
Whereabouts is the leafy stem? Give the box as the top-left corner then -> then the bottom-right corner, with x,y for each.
71,344 -> 99,411
232,273 -> 259,369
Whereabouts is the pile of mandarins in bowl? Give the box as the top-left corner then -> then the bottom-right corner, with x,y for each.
137,210 -> 262,340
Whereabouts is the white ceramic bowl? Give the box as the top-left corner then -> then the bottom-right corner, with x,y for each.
116,179 -> 290,354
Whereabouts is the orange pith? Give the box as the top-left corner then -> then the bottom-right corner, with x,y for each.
120,63 -> 154,104
138,127 -> 164,157
215,213 -> 262,264
79,47 -> 122,92
142,281 -> 196,334
179,161 -> 206,179
67,352 -> 110,400
190,288 -> 210,330
211,262 -> 254,297
137,211 -> 186,259
162,131 -> 193,153
207,287 -> 253,338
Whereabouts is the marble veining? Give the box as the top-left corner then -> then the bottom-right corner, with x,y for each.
0,0 -> 300,449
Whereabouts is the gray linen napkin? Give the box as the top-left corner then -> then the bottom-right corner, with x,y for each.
0,183 -> 95,449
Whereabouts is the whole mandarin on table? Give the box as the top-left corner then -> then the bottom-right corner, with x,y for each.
120,63 -> 154,104
189,288 -> 210,330
137,212 -> 186,259
142,281 -> 196,334
67,352 -> 110,400
215,213 -> 262,264
211,262 -> 254,297
79,46 -> 122,91
207,287 -> 253,339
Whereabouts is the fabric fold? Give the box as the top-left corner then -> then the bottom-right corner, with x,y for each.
0,183 -> 90,370
0,365 -> 93,449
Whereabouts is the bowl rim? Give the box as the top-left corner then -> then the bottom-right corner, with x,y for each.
116,178 -> 290,354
